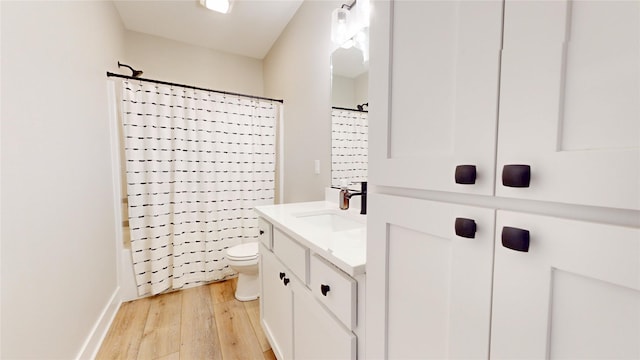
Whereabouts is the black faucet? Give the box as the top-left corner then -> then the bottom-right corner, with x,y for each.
346,181 -> 367,215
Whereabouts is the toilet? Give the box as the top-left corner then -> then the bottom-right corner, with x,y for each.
225,242 -> 260,301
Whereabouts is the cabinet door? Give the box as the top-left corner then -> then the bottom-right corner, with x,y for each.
309,254 -> 357,330
260,247 -> 292,360
369,0 -> 503,195
496,0 -> 640,210
366,194 -> 495,359
293,284 -> 356,360
491,211 -> 640,359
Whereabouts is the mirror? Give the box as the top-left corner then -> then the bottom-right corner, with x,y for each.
330,28 -> 369,190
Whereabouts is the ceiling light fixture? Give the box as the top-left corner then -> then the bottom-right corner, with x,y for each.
200,0 -> 233,14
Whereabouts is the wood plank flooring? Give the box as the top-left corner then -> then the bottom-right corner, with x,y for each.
97,278 -> 275,360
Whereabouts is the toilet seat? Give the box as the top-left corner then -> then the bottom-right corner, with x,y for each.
226,242 -> 259,261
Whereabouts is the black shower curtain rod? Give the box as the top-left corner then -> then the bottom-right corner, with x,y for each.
106,71 -> 284,104
332,106 -> 368,113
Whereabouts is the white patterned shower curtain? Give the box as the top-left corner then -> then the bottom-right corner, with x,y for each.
331,108 -> 368,187
121,80 -> 277,296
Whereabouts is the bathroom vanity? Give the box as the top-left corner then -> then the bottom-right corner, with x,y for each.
255,200 -> 366,360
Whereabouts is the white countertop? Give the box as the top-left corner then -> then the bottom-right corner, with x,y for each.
255,201 -> 366,276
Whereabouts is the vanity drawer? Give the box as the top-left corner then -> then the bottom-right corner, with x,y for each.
273,228 -> 308,284
310,254 -> 357,330
257,218 -> 273,249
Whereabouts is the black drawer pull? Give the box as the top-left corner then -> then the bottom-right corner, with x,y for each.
455,218 -> 476,238
259,229 -> 265,235
321,284 -> 331,296
502,226 -> 530,252
279,272 -> 285,280
502,165 -> 531,188
455,165 -> 476,184
283,277 -> 290,286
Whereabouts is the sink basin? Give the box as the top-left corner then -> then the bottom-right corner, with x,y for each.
294,210 -> 365,232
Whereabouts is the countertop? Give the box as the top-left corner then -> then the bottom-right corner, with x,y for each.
255,201 -> 366,276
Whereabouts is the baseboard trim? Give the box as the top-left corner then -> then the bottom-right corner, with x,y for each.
75,286 -> 121,360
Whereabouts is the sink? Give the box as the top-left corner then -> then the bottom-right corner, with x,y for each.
294,210 -> 365,232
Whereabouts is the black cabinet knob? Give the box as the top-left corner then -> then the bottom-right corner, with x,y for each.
502,165 -> 531,188
455,165 -> 477,184
279,272 -> 285,280
321,284 -> 331,296
283,278 -> 290,286
259,229 -> 265,235
455,218 -> 477,238
501,226 -> 530,252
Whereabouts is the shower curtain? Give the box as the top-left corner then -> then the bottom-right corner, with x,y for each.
331,108 -> 368,187
121,80 -> 277,296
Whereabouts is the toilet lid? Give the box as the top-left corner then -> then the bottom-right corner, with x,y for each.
227,242 -> 259,260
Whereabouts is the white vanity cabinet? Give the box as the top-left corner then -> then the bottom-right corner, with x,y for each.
294,284 -> 357,360
260,244 -> 293,360
309,254 -> 357,330
258,214 -> 363,360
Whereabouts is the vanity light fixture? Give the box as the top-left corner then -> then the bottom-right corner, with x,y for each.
331,0 -> 356,46
200,0 -> 233,14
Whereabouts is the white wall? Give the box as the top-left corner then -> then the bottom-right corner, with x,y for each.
123,30 -> 264,96
332,74 -> 356,108
264,0 -> 341,203
332,72 -> 369,109
355,72 -> 369,107
1,1 -> 124,358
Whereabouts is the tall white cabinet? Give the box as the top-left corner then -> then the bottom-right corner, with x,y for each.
496,0 -> 639,210
369,0 -> 503,196
367,195 -> 495,359
491,211 -> 640,358
366,0 -> 640,359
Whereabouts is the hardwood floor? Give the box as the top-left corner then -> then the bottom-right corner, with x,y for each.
97,278 -> 275,360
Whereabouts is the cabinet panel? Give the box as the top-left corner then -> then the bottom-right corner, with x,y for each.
496,0 -> 640,209
273,228 -> 308,284
366,194 -> 495,359
369,0 -> 503,195
293,286 -> 356,360
491,211 -> 640,359
260,246 -> 292,360
258,218 -> 272,249
309,254 -> 357,330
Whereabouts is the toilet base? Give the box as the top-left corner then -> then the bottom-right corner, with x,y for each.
235,272 -> 259,301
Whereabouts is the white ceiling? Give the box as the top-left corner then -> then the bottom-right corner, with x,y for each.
113,0 -> 304,59
332,46 -> 368,79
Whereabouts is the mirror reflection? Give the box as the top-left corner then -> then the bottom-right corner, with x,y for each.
331,29 -> 369,190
